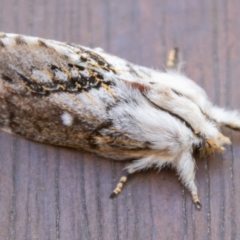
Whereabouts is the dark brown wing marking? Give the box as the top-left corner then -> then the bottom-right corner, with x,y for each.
0,39 -> 118,96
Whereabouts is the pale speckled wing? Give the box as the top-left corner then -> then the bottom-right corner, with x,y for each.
61,41 -> 157,83
0,33 -> 161,160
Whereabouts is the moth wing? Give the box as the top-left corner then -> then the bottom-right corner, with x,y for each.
0,34 -> 153,158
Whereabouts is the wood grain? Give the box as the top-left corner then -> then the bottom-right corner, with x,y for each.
0,0 -> 240,239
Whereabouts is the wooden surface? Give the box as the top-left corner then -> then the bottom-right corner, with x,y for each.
1,0 -> 240,239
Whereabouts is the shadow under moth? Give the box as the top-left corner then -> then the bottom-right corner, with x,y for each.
0,33 -> 239,210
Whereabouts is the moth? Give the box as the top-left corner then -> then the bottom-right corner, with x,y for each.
0,33 -> 239,209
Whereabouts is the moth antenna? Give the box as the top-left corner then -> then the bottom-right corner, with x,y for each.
166,47 -> 179,69
109,169 -> 135,199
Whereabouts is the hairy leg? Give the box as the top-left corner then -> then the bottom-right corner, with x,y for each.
109,155 -> 173,198
174,151 -> 201,209
144,88 -> 230,153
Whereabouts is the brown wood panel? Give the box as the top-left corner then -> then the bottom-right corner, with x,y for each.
0,0 -> 240,239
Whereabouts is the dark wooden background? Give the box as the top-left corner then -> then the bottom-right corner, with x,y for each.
1,0 -> 240,239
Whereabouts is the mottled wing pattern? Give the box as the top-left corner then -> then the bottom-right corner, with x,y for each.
0,34 -> 117,95
0,33 -> 152,159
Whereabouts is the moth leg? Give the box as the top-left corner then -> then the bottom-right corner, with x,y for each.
109,168 -> 135,198
166,47 -> 179,69
175,151 -> 202,210
110,156 -> 174,198
144,90 -> 229,152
